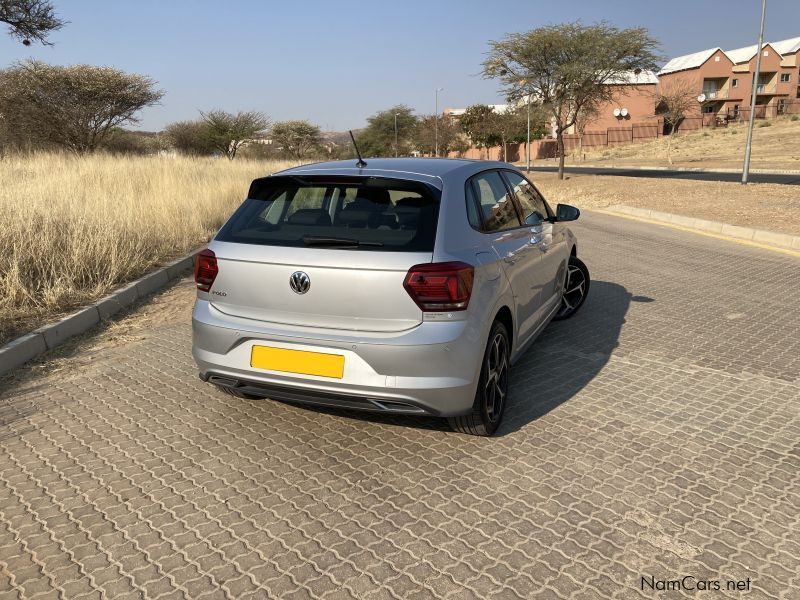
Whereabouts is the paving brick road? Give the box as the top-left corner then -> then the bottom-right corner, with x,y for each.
1,212 -> 798,599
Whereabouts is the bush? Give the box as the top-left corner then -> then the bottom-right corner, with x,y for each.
791,115 -> 800,122
164,120 -> 215,156
103,129 -> 164,156
758,121 -> 772,128
238,141 -> 281,160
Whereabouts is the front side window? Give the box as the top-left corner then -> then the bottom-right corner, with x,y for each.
216,176 -> 440,252
780,73 -> 791,83
732,78 -> 738,88
502,171 -> 550,225
468,171 -> 521,233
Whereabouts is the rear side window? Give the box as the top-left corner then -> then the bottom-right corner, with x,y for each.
502,171 -> 551,225
465,184 -> 481,229
467,171 -> 521,233
216,176 -> 441,252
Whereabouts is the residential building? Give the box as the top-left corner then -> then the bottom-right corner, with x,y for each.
568,70 -> 660,133
658,36 -> 800,123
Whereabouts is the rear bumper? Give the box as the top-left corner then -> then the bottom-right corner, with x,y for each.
192,300 -> 484,416
200,372 -> 438,415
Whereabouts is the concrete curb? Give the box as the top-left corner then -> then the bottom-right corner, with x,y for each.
533,164 -> 800,175
605,205 -> 800,251
0,251 -> 199,378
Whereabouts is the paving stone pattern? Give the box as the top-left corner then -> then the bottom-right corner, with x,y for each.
1,212 -> 798,599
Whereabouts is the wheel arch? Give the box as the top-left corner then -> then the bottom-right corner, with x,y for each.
493,306 -> 514,352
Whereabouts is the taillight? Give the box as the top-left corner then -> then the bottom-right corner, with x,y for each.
403,261 -> 474,312
194,249 -> 218,292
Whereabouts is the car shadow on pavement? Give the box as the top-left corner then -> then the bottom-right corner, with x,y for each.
277,280 -> 636,437
497,280 -> 633,436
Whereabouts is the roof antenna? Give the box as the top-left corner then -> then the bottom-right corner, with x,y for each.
349,130 -> 367,168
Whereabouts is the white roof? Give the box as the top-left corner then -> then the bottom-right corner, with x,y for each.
659,48 -> 722,75
772,36 -> 800,55
659,36 -> 800,75
605,70 -> 658,85
727,43 -> 764,64
722,36 -> 800,65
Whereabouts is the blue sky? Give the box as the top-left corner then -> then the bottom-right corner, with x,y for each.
1,0 -> 798,131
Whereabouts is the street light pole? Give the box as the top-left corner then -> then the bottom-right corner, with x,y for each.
434,87 -> 444,157
526,92 -> 531,172
394,113 -> 399,157
742,0 -> 767,185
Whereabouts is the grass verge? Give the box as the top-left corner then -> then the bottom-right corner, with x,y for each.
1,153 -> 296,345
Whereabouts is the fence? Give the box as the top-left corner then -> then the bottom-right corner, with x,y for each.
449,98 -> 800,162
678,98 -> 800,131
548,98 -> 800,155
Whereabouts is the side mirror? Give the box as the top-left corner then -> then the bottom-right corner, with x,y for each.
556,204 -> 580,222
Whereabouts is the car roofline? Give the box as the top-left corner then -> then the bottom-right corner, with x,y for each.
274,166 -> 444,184
271,159 -> 520,187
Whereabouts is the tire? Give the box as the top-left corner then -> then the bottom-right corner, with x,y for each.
448,321 -> 510,436
214,384 -> 260,400
553,256 -> 590,321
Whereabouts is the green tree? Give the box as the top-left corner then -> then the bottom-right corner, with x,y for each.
459,105 -> 500,154
483,21 -> 659,178
269,120 -> 322,161
414,114 -> 464,157
164,120 -> 216,156
0,60 -> 163,153
1,0 -> 64,45
491,107 -> 531,162
357,105 -> 417,157
200,110 -> 270,160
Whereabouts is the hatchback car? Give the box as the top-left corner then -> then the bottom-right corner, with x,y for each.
192,158 -> 589,435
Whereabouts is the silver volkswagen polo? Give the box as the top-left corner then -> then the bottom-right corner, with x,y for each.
192,158 -> 589,435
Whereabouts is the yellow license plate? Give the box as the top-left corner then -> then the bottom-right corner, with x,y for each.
250,346 -> 345,379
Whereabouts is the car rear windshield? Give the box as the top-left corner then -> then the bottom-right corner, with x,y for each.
215,175 -> 441,252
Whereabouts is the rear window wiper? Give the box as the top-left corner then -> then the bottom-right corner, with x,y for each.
302,235 -> 384,247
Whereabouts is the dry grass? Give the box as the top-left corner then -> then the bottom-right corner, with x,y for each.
1,153 -> 296,345
534,172 -> 800,235
542,116 -> 800,171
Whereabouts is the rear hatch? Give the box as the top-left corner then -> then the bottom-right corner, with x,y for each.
207,175 -> 441,333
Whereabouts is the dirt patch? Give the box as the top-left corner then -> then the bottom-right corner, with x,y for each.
0,279 -> 195,391
533,173 -> 800,235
